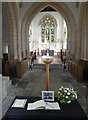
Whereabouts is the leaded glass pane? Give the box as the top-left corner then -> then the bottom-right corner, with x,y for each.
40,15 -> 56,43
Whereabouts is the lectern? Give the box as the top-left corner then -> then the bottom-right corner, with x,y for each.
43,58 -> 52,91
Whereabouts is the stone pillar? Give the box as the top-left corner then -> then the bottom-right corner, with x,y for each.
86,3 -> 88,60
67,31 -> 72,60
13,32 -> 18,59
75,27 -> 82,62
81,6 -> 86,60
75,3 -> 87,61
71,30 -> 76,60
25,32 -> 27,58
2,5 -> 9,55
17,28 -> 22,61
9,29 -> 17,60
21,23 -> 26,58
0,74 -> 2,120
4,3 -> 18,60
0,2 -> 2,63
16,3 -> 22,61
25,30 -> 29,58
5,3 -> 22,61
0,2 -> 2,120
75,4 -> 83,62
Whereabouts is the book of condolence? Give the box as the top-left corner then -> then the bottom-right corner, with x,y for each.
27,100 -> 60,110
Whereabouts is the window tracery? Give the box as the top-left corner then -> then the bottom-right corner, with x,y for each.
40,15 -> 57,43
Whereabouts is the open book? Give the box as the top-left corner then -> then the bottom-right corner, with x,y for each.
27,100 -> 60,110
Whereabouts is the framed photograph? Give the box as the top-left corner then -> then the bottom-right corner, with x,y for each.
42,91 -> 54,101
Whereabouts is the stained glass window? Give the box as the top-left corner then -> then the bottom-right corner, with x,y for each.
40,15 -> 56,43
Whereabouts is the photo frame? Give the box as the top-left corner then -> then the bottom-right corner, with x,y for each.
42,91 -> 54,101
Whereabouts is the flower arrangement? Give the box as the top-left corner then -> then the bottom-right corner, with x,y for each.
58,86 -> 77,104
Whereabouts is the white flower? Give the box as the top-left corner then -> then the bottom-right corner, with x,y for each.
58,86 -> 77,104
65,96 -> 68,99
58,91 -> 60,94
67,101 -> 71,103
61,86 -> 63,88
67,92 -> 70,95
59,88 -> 62,91
75,94 -> 77,99
66,88 -> 70,90
63,95 -> 65,97
64,90 -> 67,93
73,95 -> 75,98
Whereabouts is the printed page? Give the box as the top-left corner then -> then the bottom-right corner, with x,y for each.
45,102 -> 60,110
27,100 -> 45,110
12,99 -> 27,108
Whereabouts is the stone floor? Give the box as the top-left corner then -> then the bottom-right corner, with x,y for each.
2,56 -> 88,118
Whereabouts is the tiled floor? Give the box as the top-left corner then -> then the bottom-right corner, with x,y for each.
2,56 -> 88,118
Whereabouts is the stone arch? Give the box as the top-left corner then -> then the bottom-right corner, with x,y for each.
21,2 -> 77,60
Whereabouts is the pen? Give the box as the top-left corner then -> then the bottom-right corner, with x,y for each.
45,102 -> 54,108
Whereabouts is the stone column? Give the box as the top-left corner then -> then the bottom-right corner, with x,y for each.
75,27 -> 80,62
71,29 -> 76,60
81,6 -> 86,60
75,4 -> 83,62
75,3 -> 87,61
0,2 -> 2,120
21,24 -> 26,58
86,3 -> 88,60
25,30 -> 29,58
16,3 -> 22,61
9,24 -> 17,60
4,3 -> 18,60
67,30 -> 72,60
13,32 -> 18,59
9,33 -> 15,59
6,3 -> 22,61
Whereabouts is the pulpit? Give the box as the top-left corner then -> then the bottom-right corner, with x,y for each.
43,57 -> 53,91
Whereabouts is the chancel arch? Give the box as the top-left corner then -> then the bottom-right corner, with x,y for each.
21,2 -> 77,60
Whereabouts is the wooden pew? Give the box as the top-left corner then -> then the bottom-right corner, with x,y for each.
17,60 -> 28,78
